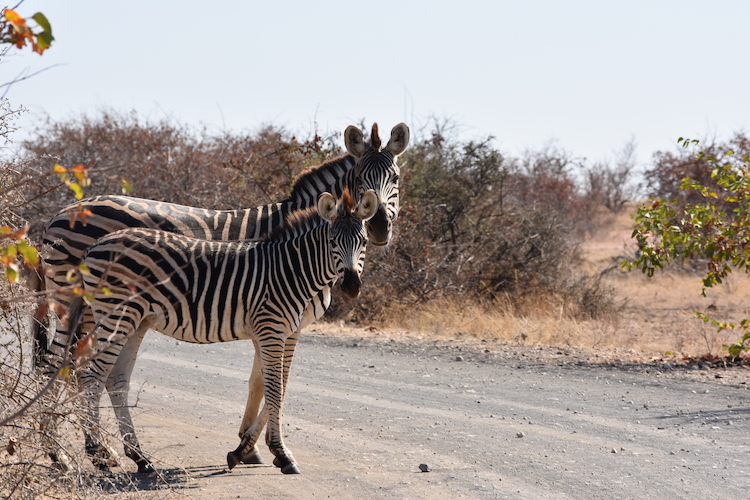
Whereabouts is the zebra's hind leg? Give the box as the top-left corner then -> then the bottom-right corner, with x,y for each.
79,307 -> 143,473
105,327 -> 155,474
81,377 -> 118,472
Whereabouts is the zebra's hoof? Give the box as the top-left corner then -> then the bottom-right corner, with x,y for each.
272,456 -> 300,474
281,462 -> 301,474
136,461 -> 156,474
240,451 -> 265,464
227,451 -> 241,470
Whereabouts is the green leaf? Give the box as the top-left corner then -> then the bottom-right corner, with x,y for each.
4,267 -> 18,283
36,32 -> 53,51
31,13 -> 52,35
17,240 -> 39,266
121,178 -> 134,194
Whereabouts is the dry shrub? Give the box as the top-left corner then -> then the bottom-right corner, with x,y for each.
0,280 -> 98,499
16,110 -> 340,239
583,139 -> 641,216
331,122 -> 620,325
2,109 -> 199,498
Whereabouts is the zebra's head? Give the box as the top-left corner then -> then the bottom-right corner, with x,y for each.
318,189 -> 378,299
344,122 -> 410,247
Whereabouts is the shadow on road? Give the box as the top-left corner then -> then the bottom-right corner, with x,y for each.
93,462 -> 279,494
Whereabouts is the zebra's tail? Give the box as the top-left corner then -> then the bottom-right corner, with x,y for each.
65,296 -> 85,349
38,294 -> 86,380
27,264 -> 50,371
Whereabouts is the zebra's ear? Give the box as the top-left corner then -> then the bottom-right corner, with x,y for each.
356,190 -> 378,221
344,125 -> 366,159
385,123 -> 410,157
317,192 -> 338,222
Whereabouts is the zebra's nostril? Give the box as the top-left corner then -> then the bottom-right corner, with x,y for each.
366,205 -> 391,246
340,269 -> 361,299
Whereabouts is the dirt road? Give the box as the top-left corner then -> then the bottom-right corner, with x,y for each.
111,326 -> 750,499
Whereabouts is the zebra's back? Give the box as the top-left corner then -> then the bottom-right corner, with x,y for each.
43,195 -> 287,283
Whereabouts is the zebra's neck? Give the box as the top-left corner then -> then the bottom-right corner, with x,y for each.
270,223 -> 337,299
286,154 -> 358,209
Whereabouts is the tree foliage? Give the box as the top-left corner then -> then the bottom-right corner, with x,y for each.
629,137 -> 750,356
1,8 -> 53,55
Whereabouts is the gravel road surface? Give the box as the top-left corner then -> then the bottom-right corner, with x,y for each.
108,326 -> 750,499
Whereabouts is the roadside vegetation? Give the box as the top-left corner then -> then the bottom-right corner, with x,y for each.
10,110 -> 750,357
7,106 -> 750,495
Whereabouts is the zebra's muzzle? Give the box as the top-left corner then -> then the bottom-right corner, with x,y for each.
340,268 -> 362,299
365,204 -> 391,247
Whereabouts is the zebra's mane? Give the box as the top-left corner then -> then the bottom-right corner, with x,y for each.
287,153 -> 356,202
265,189 -> 357,242
264,206 -> 322,242
370,123 -> 381,151
339,188 -> 356,214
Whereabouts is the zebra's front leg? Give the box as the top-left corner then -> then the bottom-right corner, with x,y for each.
237,294 -> 325,440
261,334 -> 300,474
228,403 -> 268,470
230,331 -> 299,474
236,326 -> 302,465
236,347 -> 265,464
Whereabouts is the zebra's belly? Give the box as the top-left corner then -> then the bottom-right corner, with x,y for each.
148,309 -> 257,344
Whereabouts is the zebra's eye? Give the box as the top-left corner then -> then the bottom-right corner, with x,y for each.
393,174 -> 400,183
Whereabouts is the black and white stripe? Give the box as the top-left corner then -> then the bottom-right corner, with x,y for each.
56,190 -> 377,475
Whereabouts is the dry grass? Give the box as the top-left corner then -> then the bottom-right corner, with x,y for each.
379,206 -> 750,358
0,280 -> 187,500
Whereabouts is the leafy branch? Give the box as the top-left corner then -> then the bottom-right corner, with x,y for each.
1,8 -> 54,55
626,137 -> 750,356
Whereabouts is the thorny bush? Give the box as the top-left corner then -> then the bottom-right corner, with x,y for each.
14,111 -> 623,323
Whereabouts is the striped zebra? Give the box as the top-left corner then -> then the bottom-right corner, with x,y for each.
55,189 -> 377,475
35,122 -> 409,464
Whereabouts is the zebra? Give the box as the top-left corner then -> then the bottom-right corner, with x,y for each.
35,122 -> 409,464
52,189 -> 377,475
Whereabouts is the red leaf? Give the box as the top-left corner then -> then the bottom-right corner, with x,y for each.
35,303 -> 49,322
74,334 -> 95,365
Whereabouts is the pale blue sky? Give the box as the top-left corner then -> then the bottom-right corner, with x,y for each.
3,1 -> 750,164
